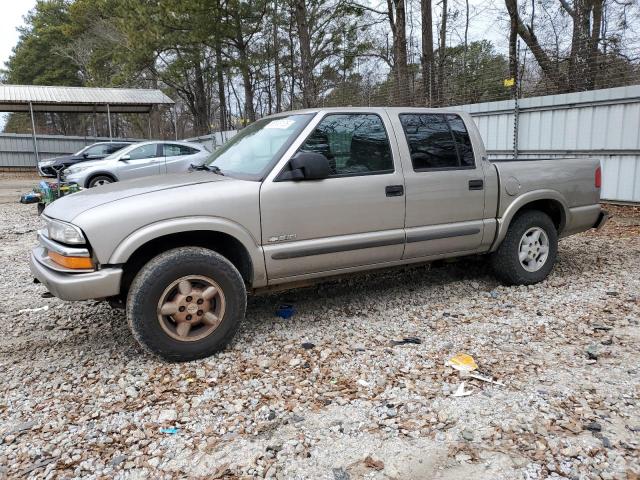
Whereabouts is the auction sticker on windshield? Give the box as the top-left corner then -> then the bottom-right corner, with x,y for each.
265,119 -> 296,129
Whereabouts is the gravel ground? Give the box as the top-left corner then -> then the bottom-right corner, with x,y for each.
0,201 -> 638,480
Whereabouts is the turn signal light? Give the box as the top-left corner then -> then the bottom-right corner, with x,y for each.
595,166 -> 601,188
48,251 -> 94,270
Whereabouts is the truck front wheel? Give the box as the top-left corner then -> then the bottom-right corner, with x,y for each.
126,247 -> 246,362
490,210 -> 558,285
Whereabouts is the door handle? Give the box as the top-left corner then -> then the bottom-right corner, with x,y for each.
468,179 -> 484,190
385,185 -> 404,197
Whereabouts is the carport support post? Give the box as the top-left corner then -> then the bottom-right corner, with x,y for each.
106,103 -> 113,141
28,102 -> 40,164
173,105 -> 178,140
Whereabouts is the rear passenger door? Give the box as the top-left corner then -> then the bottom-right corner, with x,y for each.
260,112 -> 406,281
392,113 -> 487,259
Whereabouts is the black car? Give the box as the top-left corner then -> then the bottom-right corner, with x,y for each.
38,142 -> 132,177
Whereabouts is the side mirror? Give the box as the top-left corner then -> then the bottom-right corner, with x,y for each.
82,152 -> 90,158
120,154 -> 131,161
280,152 -> 330,181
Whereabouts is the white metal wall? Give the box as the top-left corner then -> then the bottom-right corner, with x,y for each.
184,130 -> 238,152
457,85 -> 640,203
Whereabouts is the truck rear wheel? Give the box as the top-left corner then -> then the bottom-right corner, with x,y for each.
126,247 -> 246,362
490,210 -> 558,285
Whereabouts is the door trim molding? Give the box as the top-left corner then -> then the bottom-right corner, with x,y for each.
271,233 -> 405,260
406,226 -> 481,243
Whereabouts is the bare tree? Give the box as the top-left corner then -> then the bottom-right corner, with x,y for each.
420,0 -> 435,105
293,0 -> 317,107
388,0 -> 410,105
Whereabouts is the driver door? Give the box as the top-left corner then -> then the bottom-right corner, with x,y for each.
260,112 -> 406,282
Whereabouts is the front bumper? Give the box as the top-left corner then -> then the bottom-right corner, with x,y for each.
38,165 -> 56,177
30,246 -> 122,301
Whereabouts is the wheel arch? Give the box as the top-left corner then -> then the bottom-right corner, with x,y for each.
108,217 -> 267,296
85,171 -> 118,188
490,190 -> 569,252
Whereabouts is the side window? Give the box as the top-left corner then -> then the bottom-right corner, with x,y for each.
128,144 -> 158,160
106,144 -> 127,154
163,144 -> 182,157
164,144 -> 200,156
299,114 -> 393,176
446,115 -> 474,167
179,145 -> 200,155
84,144 -> 112,156
399,114 -> 458,170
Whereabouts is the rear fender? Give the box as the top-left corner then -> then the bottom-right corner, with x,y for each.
490,190 -> 570,252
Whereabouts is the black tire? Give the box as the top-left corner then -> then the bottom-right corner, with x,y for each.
87,175 -> 115,188
37,203 -> 46,215
490,210 -> 558,286
126,247 -> 246,362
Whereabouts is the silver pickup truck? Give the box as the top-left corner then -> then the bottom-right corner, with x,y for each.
30,107 -> 608,361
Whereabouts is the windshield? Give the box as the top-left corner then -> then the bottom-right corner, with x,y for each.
74,145 -> 91,156
206,113 -> 314,179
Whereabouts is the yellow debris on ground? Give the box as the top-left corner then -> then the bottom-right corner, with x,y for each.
445,353 -> 478,372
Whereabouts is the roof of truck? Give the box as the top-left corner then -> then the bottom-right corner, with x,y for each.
272,106 -> 467,117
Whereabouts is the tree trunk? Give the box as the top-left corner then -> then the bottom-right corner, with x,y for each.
215,42 -> 228,131
590,0 -> 603,88
420,0 -> 434,106
505,0 -> 561,89
387,0 -> 409,105
568,0 -> 596,90
232,9 -> 256,122
436,0 -> 447,106
288,17 -> 296,108
508,4 -> 518,83
273,0 -> 282,113
294,0 -> 316,108
193,60 -> 209,135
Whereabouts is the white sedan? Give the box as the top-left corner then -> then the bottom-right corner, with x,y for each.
63,141 -> 210,188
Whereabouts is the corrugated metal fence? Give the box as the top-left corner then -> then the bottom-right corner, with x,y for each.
0,133 -> 142,168
0,131 -> 237,169
456,85 -> 640,203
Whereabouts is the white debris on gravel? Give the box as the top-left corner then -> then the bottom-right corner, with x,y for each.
0,201 -> 638,480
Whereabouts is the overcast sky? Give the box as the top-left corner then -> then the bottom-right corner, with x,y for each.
0,1 -> 37,129
0,1 -> 37,70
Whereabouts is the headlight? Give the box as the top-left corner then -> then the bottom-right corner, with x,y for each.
67,164 -> 92,174
45,217 -> 86,245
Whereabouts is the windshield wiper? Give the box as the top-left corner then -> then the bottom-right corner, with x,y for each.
190,163 -> 224,176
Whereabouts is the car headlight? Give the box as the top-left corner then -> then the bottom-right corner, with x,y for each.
67,164 -> 92,174
45,217 -> 86,245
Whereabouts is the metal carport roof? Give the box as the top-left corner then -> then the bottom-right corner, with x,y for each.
0,84 -> 174,113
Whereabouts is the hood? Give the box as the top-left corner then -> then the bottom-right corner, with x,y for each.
44,171 -> 227,222
66,157 -> 112,170
40,154 -> 74,165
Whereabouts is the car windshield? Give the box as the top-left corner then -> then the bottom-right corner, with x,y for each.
205,113 -> 314,179
74,145 -> 92,156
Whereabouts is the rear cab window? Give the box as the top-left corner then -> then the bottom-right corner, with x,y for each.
399,113 -> 475,171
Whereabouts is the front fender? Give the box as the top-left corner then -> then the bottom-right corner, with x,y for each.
491,189 -> 570,252
107,216 -> 267,287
